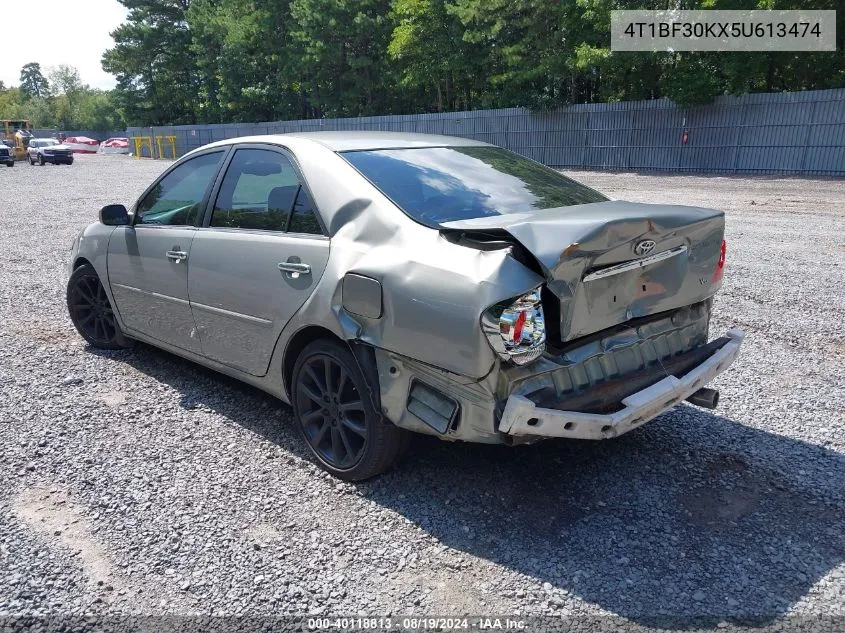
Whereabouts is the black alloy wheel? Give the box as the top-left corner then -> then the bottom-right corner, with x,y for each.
291,339 -> 409,480
67,264 -> 133,349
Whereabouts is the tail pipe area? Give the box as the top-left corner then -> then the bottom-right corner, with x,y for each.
686,387 -> 720,409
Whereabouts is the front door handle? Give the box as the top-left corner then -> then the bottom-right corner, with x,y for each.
278,261 -> 311,274
166,250 -> 188,263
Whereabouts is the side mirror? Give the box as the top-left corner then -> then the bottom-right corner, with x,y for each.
100,204 -> 130,226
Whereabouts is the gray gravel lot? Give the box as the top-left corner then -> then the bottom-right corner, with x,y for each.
0,155 -> 843,629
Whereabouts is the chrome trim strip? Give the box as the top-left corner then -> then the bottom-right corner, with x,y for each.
112,283 -> 190,306
195,226 -> 330,241
582,245 -> 688,282
191,302 -> 273,327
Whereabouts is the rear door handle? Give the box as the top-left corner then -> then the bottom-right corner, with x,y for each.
279,262 -> 311,279
166,250 -> 188,263
278,261 -> 311,275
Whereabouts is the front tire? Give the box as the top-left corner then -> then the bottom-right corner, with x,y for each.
38,155 -> 45,166
67,264 -> 133,350
291,339 -> 408,480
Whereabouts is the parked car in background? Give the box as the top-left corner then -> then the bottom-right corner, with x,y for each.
99,137 -> 131,155
63,136 -> 100,153
66,132 -> 742,480
28,139 -> 74,165
0,142 -> 13,167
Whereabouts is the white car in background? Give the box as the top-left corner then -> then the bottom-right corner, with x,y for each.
27,138 -> 74,165
62,136 -> 100,153
99,137 -> 132,155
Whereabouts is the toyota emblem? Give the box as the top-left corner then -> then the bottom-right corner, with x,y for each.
634,240 -> 656,256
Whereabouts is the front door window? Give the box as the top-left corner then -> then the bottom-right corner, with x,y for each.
136,151 -> 224,226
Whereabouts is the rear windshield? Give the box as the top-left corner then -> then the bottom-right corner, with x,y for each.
342,146 -> 607,226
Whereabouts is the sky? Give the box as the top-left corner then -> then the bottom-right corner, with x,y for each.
1,0 -> 128,91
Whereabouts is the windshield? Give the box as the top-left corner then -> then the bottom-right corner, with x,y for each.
34,139 -> 58,147
342,146 -> 607,226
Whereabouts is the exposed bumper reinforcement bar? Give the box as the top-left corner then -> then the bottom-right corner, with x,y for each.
498,328 -> 744,440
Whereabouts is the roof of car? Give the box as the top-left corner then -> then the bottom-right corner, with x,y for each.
287,131 -> 490,151
206,131 -> 491,153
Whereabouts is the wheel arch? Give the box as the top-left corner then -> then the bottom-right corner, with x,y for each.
282,325 -> 346,398
281,326 -> 381,411
72,256 -> 93,271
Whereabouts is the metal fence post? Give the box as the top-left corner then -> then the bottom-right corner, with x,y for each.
799,100 -> 818,174
731,104 -> 748,174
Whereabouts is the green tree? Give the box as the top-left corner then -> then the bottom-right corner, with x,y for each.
188,0 -> 305,122
103,0 -> 199,126
96,0 -> 845,125
47,65 -> 84,96
446,0 -> 585,108
388,0 -> 487,111
47,65 -> 86,128
19,63 -> 50,99
289,0 -> 397,117
0,86 -> 56,128
77,91 -> 127,130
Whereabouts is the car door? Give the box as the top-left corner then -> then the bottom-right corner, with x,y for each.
187,145 -> 330,376
107,149 -> 227,353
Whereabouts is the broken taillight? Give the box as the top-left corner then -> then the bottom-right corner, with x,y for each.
712,239 -> 727,284
481,288 -> 546,365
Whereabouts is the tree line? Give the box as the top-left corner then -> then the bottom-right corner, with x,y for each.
1,63 -> 125,131
103,0 -> 845,127
4,0 -> 844,130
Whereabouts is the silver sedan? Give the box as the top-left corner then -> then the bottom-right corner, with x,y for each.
67,132 -> 742,479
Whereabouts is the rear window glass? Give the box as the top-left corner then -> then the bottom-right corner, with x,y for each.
342,146 -> 607,226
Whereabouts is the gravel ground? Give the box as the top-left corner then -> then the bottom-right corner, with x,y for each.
0,155 -> 843,630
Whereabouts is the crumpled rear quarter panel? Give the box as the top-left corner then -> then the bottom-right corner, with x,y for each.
286,145 -> 544,381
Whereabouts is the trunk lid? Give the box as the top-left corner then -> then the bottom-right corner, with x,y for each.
442,200 -> 725,343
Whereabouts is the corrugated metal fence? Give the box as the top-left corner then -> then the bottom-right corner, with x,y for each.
32,129 -> 125,142
128,88 -> 845,175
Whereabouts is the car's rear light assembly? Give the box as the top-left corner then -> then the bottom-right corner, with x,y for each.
482,288 -> 546,365
712,239 -> 727,284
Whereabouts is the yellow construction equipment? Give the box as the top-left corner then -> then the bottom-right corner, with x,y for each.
2,120 -> 33,161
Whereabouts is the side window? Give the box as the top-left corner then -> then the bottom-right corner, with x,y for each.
211,149 -> 301,232
288,188 -> 323,235
136,151 -> 223,226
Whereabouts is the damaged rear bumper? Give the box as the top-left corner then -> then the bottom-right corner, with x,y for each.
498,328 -> 744,440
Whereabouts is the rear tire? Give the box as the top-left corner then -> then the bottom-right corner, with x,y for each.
291,339 -> 409,480
67,263 -> 133,350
